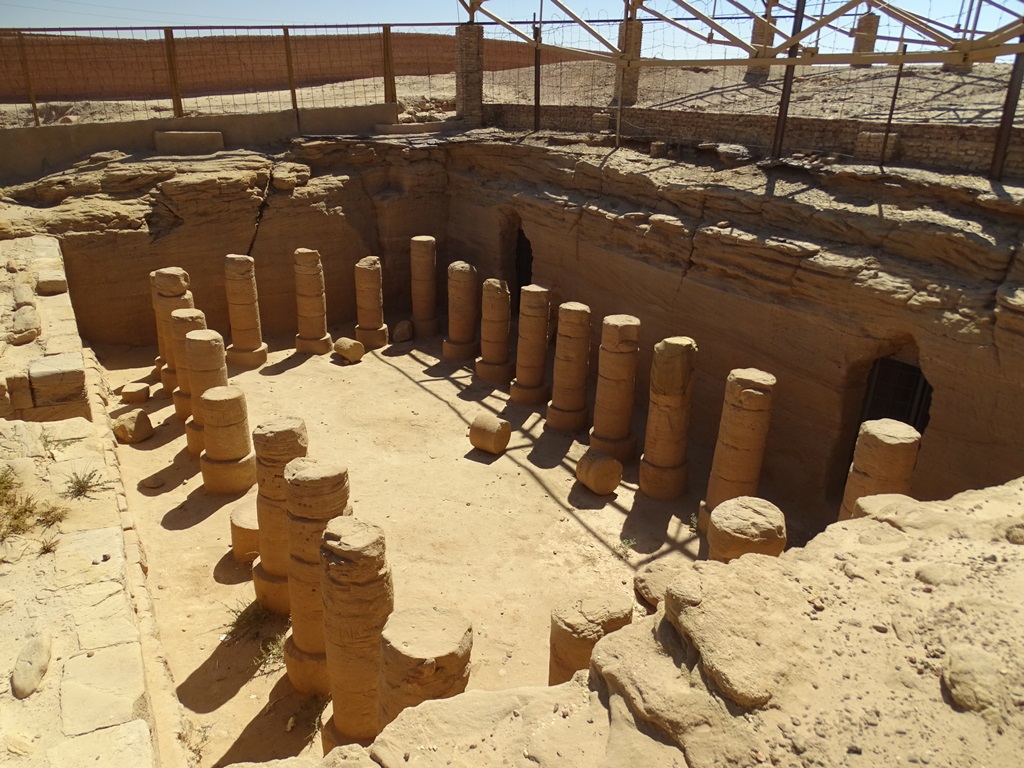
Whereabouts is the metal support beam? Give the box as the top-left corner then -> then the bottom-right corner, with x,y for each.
991,33 -> 1024,180
382,25 -> 397,104
669,0 -> 757,53
772,0 -> 807,158
549,0 -> 620,53
768,0 -> 862,56
15,31 -> 40,127
283,27 -> 299,113
880,45 -> 908,169
163,28 -> 184,118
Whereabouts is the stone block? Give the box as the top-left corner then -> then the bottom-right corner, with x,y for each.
60,642 -> 145,736
47,720 -> 153,768
29,352 -> 86,406
36,269 -> 68,295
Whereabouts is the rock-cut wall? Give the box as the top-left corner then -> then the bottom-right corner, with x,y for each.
1,134 -> 1022,537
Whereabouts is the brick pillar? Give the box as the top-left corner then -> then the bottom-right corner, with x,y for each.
614,19 -> 643,106
851,13 -> 879,69
745,10 -> 775,84
456,24 -> 484,128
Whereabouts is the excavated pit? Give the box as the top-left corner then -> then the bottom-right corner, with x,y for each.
2,129 -> 1024,766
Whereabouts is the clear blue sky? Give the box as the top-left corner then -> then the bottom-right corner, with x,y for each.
0,1 -> 994,30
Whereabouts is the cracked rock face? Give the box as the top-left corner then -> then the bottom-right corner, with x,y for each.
361,478 -> 1024,768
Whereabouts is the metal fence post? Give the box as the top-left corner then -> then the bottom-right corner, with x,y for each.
771,0 -> 807,158
283,27 -> 299,113
163,28 -> 184,117
382,25 -> 397,104
15,31 -> 41,127
533,22 -> 541,131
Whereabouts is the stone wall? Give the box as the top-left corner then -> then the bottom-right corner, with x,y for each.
484,103 -> 1024,176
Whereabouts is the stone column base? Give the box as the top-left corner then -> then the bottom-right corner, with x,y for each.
200,450 -> 257,495
442,337 -> 479,361
413,317 -> 439,337
474,358 -> 515,386
639,457 -> 687,500
284,634 -> 330,696
545,403 -> 588,433
589,432 -> 636,464
295,334 -> 333,355
172,389 -> 192,420
185,420 -> 204,456
510,380 -> 550,406
355,325 -> 389,351
319,706 -> 374,754
227,342 -> 269,369
252,559 -> 290,616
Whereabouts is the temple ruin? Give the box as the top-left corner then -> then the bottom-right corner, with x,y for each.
2,1 -> 1024,767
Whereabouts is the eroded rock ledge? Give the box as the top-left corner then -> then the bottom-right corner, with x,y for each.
367,480 -> 1024,768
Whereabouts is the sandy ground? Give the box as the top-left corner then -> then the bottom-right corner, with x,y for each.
1,61 -> 1016,129
96,325 -> 700,767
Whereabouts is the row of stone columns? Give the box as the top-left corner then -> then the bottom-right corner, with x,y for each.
240,424 -> 472,751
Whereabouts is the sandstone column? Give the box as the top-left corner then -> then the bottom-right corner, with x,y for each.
838,418 -> 921,521
549,594 -> 633,685
546,302 -> 591,432
614,19 -> 643,106
169,308 -> 207,421
589,314 -> 641,463
224,254 -> 268,369
455,23 -> 484,128
319,517 -> 394,750
640,337 -> 697,500
509,285 -> 551,405
149,272 -> 166,378
152,267 -> 193,396
699,368 -> 777,533
294,248 -> 332,355
707,496 -> 787,563
378,607 -> 473,729
410,236 -> 439,337
354,255 -> 389,351
185,329 -> 228,457
474,278 -> 514,385
199,385 -> 256,495
851,12 -> 880,68
442,261 -> 479,360
283,457 -> 353,695
468,412 -> 512,455
252,417 -> 309,616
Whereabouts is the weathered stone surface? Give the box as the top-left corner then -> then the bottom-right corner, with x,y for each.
391,320 -> 413,343
8,305 -> 41,345
60,642 -> 146,736
113,409 -> 154,444
707,496 -> 787,563
11,630 -> 52,698
333,337 -> 365,364
47,719 -> 153,768
28,352 -> 86,406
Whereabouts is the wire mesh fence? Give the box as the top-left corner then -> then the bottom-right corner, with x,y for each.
0,3 -> 1020,137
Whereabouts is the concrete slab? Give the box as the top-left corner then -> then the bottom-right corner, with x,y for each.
60,642 -> 146,736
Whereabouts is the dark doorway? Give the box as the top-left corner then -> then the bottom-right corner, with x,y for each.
514,227 -> 533,312
859,357 -> 932,433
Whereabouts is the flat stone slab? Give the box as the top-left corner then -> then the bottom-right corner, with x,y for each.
60,642 -> 146,736
48,719 -> 153,767
28,351 -> 86,405
69,581 -> 140,651
54,527 -> 125,588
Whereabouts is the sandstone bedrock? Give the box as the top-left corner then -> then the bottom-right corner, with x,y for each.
4,132 -> 1024,538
